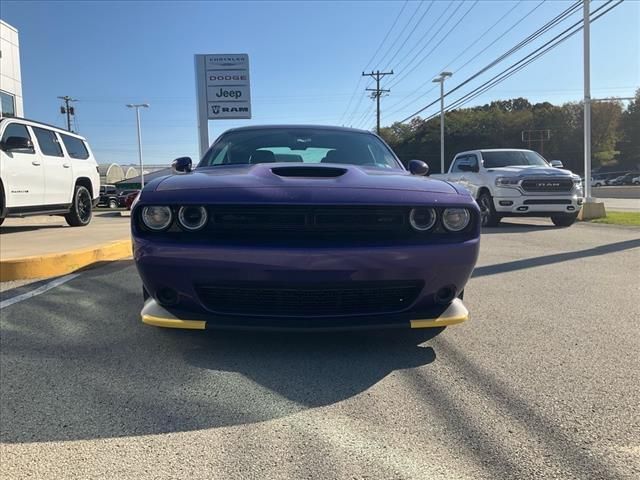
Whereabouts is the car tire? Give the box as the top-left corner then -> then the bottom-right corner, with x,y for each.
65,185 -> 93,227
551,212 -> 578,227
109,199 -> 118,209
478,192 -> 501,227
143,286 -> 150,301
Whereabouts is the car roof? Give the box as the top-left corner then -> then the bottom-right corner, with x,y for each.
222,124 -> 373,135
0,116 -> 87,140
455,148 -> 536,155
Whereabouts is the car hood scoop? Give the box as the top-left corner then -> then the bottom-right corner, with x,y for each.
271,166 -> 347,178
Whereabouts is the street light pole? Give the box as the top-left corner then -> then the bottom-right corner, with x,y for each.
126,103 -> 149,188
432,72 -> 452,174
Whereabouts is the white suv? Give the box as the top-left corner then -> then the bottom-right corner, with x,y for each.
0,117 -> 100,226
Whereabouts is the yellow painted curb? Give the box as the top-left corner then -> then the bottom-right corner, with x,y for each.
0,239 -> 132,281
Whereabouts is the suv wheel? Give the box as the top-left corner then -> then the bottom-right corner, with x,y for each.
551,212 -> 578,227
109,199 -> 118,209
65,185 -> 93,227
478,192 -> 501,227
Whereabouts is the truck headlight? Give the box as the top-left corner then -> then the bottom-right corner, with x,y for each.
442,208 -> 471,232
141,206 -> 173,231
495,177 -> 520,187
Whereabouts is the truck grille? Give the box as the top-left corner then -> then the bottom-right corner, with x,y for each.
196,281 -> 423,317
521,178 -> 573,193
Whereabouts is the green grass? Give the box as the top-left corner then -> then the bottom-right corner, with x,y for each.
589,211 -> 640,226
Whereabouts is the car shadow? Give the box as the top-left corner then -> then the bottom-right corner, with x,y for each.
0,261 -> 438,443
481,219 -> 558,234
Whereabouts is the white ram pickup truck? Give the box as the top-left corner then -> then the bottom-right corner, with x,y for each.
433,149 -> 583,227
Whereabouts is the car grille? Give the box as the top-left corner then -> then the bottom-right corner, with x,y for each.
210,206 -> 406,232
196,281 -> 424,317
521,178 -> 573,193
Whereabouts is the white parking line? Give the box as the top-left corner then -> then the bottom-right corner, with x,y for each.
0,273 -> 80,310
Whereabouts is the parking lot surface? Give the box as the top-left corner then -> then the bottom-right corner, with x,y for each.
1,219 -> 639,479
0,212 -> 130,258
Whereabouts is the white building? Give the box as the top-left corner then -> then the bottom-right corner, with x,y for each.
0,20 -> 23,118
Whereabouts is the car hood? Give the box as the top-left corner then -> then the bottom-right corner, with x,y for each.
486,165 -> 575,177
154,163 -> 459,194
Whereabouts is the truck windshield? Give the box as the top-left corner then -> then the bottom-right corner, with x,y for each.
198,128 -> 402,170
482,151 -> 549,168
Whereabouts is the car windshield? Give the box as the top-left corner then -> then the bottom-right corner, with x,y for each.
482,150 -> 549,168
198,128 -> 402,170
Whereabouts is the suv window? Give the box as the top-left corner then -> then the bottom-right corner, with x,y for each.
61,134 -> 90,159
33,127 -> 64,157
1,123 -> 34,154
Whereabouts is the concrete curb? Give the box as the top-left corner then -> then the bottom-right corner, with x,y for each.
0,239 -> 132,282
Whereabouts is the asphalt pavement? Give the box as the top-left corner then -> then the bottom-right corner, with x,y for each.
1,219 -> 639,480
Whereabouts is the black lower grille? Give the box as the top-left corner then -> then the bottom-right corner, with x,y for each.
196,281 -> 424,316
523,199 -> 572,205
521,178 -> 573,192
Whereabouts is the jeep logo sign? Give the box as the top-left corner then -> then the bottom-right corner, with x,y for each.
196,53 -> 251,121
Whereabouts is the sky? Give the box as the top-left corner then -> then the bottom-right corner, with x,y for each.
2,0 -> 638,166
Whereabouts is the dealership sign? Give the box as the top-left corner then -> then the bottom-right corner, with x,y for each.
195,53 -> 252,157
199,54 -> 251,120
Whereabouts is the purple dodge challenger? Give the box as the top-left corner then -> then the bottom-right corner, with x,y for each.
132,126 -> 480,332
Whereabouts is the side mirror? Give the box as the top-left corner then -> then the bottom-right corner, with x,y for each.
172,156 -> 192,173
1,136 -> 34,152
408,159 -> 429,176
550,160 -> 563,168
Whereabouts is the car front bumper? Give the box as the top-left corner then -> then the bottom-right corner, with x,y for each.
133,237 -> 479,330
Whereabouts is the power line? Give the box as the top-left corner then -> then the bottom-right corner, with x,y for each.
385,0 -> 536,117
387,0 -> 474,90
374,1 -> 424,70
398,0 -> 586,123
382,1 -> 436,72
339,0 -> 409,125
413,0 -> 623,123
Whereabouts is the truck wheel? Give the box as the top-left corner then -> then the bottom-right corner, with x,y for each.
478,192 -> 501,227
65,185 -> 93,227
109,199 -> 118,209
551,213 -> 578,227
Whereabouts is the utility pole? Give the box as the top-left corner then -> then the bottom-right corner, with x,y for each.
432,72 -> 452,174
362,70 -> 393,134
57,96 -> 77,132
583,0 -> 592,203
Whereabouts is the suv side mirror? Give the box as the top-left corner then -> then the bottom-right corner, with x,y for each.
408,159 -> 429,176
172,156 -> 192,173
1,136 -> 34,152
550,160 -> 563,168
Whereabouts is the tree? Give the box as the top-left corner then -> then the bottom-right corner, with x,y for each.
617,89 -> 640,169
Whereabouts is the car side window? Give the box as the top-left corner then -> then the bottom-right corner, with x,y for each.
32,127 -> 64,157
1,123 -> 34,154
467,155 -> 478,170
60,134 -> 90,159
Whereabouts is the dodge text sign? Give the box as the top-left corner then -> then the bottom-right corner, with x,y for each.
201,54 -> 251,120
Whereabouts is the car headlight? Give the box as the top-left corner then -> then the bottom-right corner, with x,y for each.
141,206 -> 173,231
442,208 -> 471,232
178,206 -> 208,231
409,207 -> 437,231
495,177 -> 520,187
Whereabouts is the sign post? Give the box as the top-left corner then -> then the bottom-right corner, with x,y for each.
195,54 -> 252,159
